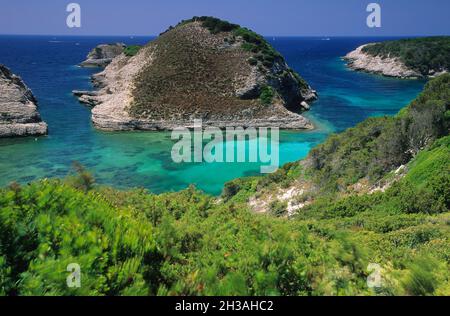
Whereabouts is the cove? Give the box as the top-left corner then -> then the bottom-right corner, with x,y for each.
0,35 -> 426,195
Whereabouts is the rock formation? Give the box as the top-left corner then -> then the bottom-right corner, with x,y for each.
80,43 -> 126,68
0,65 -> 47,138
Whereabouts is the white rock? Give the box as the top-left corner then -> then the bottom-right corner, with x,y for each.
0,64 -> 48,138
344,44 -> 422,79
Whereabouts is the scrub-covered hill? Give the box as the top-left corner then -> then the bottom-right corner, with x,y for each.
75,17 -> 317,131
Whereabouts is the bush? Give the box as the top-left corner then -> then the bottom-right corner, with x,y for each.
222,181 -> 241,200
0,61 -> 448,297
231,26 -> 282,68
65,161 -> 95,193
190,16 -> 239,34
0,180 -> 158,295
402,257 -> 439,296
123,45 -> 142,57
269,200 -> 288,217
260,86 -> 275,105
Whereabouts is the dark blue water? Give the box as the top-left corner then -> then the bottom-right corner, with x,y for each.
0,36 -> 425,194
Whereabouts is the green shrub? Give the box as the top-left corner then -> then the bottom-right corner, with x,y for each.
222,181 -> 241,201
188,16 -> 240,34
402,257 -> 439,296
65,161 -> 95,193
0,180 -> 158,295
260,86 -> 275,105
123,45 -> 142,57
269,200 -> 288,217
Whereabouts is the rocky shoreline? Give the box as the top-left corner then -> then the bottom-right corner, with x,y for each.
92,112 -> 313,131
344,44 -> 422,78
0,65 -> 47,138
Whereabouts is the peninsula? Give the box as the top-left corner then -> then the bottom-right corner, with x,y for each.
344,37 -> 450,78
75,17 -> 317,131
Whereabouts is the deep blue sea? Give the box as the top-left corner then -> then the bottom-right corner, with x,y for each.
0,35 -> 426,194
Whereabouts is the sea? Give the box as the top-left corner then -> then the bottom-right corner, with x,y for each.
0,35 -> 426,195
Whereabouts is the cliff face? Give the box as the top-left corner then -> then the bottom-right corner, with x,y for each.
0,65 -> 47,138
75,17 -> 317,131
80,43 -> 126,67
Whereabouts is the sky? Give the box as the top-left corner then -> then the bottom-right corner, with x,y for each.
0,0 -> 449,36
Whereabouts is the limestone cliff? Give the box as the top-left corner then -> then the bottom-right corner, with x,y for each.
0,65 -> 47,138
74,17 -> 318,131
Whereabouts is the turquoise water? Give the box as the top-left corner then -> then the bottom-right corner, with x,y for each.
0,36 -> 426,195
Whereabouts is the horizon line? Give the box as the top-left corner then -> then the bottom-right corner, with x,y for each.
0,33 -> 449,38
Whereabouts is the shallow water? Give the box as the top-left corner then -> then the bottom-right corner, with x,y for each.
0,36 -> 425,195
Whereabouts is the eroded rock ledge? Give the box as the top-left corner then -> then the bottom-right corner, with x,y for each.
0,65 -> 47,138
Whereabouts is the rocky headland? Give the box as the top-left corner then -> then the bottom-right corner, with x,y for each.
80,43 -> 126,68
74,17 -> 317,131
0,65 -> 47,138
344,44 -> 422,78
344,37 -> 450,79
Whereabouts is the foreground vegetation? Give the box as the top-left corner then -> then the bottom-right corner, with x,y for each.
0,75 -> 449,296
362,37 -> 450,76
